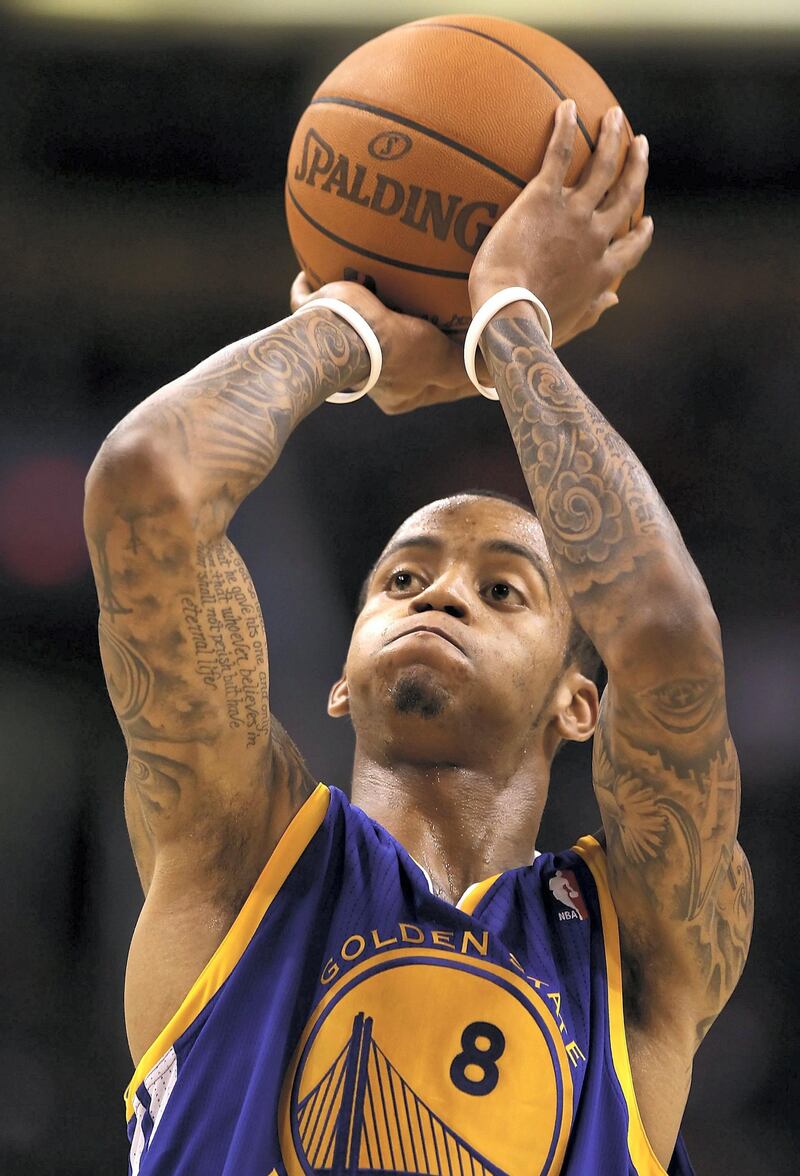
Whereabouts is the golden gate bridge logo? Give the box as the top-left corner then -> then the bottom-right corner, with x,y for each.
293,1012 -> 507,1175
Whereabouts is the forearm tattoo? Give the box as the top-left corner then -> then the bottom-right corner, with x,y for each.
482,313 -> 707,650
135,308 -> 369,513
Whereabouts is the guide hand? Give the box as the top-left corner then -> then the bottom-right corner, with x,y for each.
290,273 -> 489,414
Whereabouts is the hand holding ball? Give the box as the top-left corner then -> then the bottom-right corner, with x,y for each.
286,14 -> 645,339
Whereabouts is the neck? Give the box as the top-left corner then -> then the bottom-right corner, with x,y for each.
350,744 -> 550,904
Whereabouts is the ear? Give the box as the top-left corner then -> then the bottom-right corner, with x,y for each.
543,671 -> 600,760
327,673 -> 351,719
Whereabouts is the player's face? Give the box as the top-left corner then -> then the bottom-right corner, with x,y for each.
329,497 -> 576,764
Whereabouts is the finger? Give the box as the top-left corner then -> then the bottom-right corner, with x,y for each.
370,380 -> 480,416
574,105 -> 624,207
428,331 -> 491,386
604,215 -> 654,276
289,271 -> 314,312
537,99 -> 579,190
588,290 -> 619,326
596,134 -> 649,235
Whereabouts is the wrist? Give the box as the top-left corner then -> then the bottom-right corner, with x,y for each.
478,300 -> 551,390
464,286 -> 553,401
291,304 -> 372,405
482,299 -> 550,345
468,271 -> 546,316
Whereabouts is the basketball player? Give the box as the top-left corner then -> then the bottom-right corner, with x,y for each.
84,101 -> 752,1174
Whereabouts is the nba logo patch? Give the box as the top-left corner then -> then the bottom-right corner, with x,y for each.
549,869 -> 588,922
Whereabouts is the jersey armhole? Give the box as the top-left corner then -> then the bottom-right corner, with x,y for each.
123,782 -> 331,1122
572,835 -> 670,1176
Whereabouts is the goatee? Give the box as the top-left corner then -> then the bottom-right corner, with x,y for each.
389,669 -> 448,719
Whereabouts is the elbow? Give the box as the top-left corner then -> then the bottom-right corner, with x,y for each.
86,419 -> 184,491
603,589 -> 722,680
87,421 -> 161,483
84,427 -> 188,529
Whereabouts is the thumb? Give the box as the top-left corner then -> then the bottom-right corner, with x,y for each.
289,271 -> 315,312
587,290 -> 619,328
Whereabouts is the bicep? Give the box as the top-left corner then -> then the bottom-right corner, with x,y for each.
84,436 -> 315,874
592,619 -> 753,1043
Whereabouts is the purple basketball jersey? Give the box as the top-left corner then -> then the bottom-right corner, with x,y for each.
125,783 -> 693,1175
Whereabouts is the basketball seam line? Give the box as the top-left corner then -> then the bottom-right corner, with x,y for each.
309,96 -> 526,189
419,22 -> 596,152
286,184 -> 471,280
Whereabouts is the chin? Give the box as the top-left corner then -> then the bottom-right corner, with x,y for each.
388,666 -> 451,721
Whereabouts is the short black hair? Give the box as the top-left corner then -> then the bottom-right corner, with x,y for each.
354,489 -> 602,684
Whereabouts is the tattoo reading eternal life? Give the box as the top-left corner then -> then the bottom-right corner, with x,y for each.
181,541 -> 269,745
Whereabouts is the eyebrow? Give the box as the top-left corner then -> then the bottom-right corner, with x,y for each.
376,534 -> 552,600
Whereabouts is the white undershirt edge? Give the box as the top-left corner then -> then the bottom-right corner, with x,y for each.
410,850 -> 541,907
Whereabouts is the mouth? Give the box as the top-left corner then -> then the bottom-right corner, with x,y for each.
388,626 -> 465,655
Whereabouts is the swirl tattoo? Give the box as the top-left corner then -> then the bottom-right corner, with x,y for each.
482,313 -> 692,631
147,310 -> 370,512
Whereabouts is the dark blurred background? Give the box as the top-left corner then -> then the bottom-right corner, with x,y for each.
1,1 -> 798,1172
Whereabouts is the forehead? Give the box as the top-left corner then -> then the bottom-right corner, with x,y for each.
385,496 -> 549,560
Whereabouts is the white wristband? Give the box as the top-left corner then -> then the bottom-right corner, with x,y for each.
293,297 -> 383,403
464,286 -> 553,400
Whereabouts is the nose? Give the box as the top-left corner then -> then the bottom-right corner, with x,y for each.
410,570 -> 470,620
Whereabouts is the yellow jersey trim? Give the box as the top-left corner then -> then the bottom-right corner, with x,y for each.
456,872 -> 503,914
123,781 -> 331,1122
572,835 -> 668,1176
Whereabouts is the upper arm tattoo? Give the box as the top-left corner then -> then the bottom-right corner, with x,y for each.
87,481 -> 314,858
136,310 -> 369,514
594,675 -> 753,1045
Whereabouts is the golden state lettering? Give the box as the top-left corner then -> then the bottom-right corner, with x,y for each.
318,923 -> 587,1072
293,127 -> 499,255
321,922 -> 489,984
546,989 -> 588,1070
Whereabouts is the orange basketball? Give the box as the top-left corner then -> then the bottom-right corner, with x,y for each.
286,14 -> 640,333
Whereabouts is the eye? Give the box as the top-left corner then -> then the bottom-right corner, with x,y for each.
484,580 -> 524,605
386,569 -> 422,593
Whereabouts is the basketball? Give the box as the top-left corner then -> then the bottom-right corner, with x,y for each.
286,14 -> 641,333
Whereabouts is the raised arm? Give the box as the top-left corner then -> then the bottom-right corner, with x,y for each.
85,306 -> 396,1062
85,207 -> 489,1058
85,283 -> 489,871
84,311 -> 371,895
470,100 -> 752,1155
